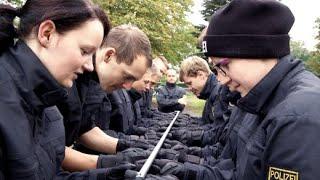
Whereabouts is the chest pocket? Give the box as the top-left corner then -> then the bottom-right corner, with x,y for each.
83,93 -> 112,130
38,106 -> 65,178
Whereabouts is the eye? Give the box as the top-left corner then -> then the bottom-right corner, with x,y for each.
81,49 -> 89,56
123,74 -> 137,82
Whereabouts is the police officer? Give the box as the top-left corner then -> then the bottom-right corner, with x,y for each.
139,62 -> 164,118
0,0 -> 131,179
161,0 -> 320,179
171,56 -> 240,147
60,25 -> 153,172
156,69 -> 187,113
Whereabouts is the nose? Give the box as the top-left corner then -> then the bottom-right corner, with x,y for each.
83,58 -> 94,72
217,74 -> 231,85
146,84 -> 151,90
122,81 -> 134,90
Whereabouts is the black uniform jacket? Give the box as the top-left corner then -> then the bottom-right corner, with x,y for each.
183,55 -> 320,180
0,41 -> 108,179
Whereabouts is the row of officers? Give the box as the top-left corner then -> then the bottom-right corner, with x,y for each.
1,0 -> 320,179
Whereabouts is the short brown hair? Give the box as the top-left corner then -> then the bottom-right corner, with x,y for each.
179,56 -> 211,81
103,24 -> 152,67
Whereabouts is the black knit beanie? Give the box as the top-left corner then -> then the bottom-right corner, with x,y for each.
202,0 -> 295,58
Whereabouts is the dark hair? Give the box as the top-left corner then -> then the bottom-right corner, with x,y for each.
103,24 -> 152,68
0,0 -> 111,52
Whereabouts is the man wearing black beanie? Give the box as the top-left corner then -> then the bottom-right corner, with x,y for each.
160,0 -> 320,179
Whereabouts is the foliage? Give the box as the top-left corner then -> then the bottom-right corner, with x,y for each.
201,0 -> 230,21
290,41 -> 310,61
95,0 -> 199,64
305,53 -> 320,77
315,18 -> 320,52
306,18 -> 320,76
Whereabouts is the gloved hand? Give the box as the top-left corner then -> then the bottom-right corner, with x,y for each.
104,163 -> 136,180
141,139 -> 171,149
187,147 -> 202,157
132,126 -> 147,135
117,138 -> 155,152
157,149 -> 179,160
145,130 -> 160,141
164,139 -> 181,147
160,161 -> 185,179
177,151 -> 204,164
135,159 -> 162,174
97,154 -> 128,168
171,129 -> 204,146
172,144 -> 202,157
119,148 -> 151,163
124,169 -> 138,179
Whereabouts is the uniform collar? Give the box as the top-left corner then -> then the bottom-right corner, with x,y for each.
198,73 -> 218,100
10,41 -> 68,107
237,55 -> 301,115
127,88 -> 142,103
166,82 -> 176,88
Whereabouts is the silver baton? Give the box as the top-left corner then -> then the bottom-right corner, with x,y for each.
136,111 -> 180,178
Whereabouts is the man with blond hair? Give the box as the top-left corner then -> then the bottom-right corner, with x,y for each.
170,56 -> 239,147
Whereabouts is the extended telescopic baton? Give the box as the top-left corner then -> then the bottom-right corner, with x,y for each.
135,111 -> 181,179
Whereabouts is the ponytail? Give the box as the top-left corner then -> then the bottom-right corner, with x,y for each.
0,4 -> 19,52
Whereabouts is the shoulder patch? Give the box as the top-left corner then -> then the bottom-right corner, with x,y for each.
268,167 -> 299,180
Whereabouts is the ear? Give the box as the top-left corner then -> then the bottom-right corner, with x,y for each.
37,20 -> 56,48
104,47 -> 116,63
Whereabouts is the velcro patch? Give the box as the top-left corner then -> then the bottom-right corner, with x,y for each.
268,167 -> 299,180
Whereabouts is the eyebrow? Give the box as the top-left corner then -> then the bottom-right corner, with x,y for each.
81,45 -> 97,53
125,71 -> 139,81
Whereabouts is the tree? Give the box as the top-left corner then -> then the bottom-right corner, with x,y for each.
314,18 -> 320,53
290,40 -> 310,61
201,0 -> 230,21
95,0 -> 199,64
305,53 -> 320,77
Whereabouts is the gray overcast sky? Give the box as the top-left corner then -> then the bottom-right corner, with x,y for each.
188,0 -> 320,51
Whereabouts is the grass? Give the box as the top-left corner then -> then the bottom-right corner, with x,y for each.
184,92 -> 206,116
152,91 -> 206,117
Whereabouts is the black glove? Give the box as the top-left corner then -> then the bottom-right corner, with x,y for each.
124,169 -> 138,179
119,148 -> 151,163
132,126 -> 147,135
105,163 -> 136,180
164,139 -> 181,147
135,159 -> 162,174
97,154 -> 127,168
117,137 -> 154,152
187,147 -> 202,157
116,139 -> 131,152
171,143 -> 188,152
172,144 -> 202,157
145,130 -> 160,141
157,149 -> 179,160
171,129 -> 204,146
160,161 -> 185,179
177,151 -> 203,164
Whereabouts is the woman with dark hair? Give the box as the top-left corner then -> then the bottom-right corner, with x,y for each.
0,0 -> 132,179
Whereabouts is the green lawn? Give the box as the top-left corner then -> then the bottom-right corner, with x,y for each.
184,92 -> 206,116
152,91 -> 205,117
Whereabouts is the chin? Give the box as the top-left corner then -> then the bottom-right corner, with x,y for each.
61,80 -> 73,88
